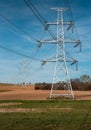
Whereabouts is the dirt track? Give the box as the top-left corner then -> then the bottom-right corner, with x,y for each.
0,85 -> 91,100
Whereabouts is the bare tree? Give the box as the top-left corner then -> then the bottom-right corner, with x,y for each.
80,74 -> 90,83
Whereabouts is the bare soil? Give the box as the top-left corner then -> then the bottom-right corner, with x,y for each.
0,85 -> 91,100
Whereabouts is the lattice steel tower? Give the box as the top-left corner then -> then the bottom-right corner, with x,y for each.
38,6 -> 81,99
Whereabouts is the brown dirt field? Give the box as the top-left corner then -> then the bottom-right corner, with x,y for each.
0,85 -> 91,100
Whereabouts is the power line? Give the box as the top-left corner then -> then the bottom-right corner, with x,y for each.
24,0 -> 56,40
63,0 -> 82,51
0,14 -> 36,41
64,0 -> 81,39
0,14 -> 37,42
24,0 -> 45,28
0,44 -> 41,61
0,14 -> 45,62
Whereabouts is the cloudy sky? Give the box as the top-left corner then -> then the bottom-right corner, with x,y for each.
0,0 -> 91,83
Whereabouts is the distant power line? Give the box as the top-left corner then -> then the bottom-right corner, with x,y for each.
0,44 -> 41,61
0,14 -> 37,42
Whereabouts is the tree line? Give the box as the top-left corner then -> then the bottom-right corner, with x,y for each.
35,74 -> 91,91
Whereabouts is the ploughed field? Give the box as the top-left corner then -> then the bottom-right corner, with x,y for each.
0,85 -> 91,100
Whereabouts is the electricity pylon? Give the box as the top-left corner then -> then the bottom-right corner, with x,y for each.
38,7 -> 81,99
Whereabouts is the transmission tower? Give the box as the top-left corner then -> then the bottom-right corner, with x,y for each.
38,6 -> 81,100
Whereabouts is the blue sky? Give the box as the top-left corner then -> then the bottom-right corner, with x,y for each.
0,0 -> 91,84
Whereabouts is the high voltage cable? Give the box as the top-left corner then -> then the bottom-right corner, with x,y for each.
0,14 -> 42,60
0,44 -> 41,61
63,0 -> 81,40
24,0 -> 56,40
24,0 -> 45,29
0,14 -> 37,42
0,14 -> 46,62
63,0 -> 81,51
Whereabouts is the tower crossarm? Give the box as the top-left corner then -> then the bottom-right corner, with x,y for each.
41,57 -> 77,64
46,21 -> 74,26
65,39 -> 81,44
45,21 -> 74,31
38,39 -> 81,45
37,40 -> 56,43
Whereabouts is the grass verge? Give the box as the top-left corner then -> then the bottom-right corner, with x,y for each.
0,100 -> 90,130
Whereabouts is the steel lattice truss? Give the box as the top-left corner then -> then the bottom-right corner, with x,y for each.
38,7 -> 81,99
